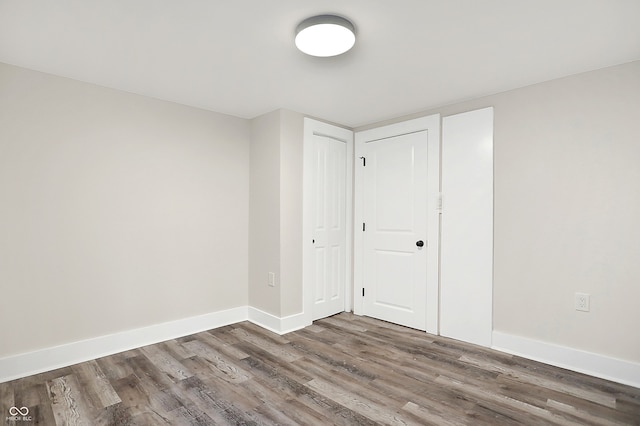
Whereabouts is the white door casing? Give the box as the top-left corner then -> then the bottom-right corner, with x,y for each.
303,118 -> 354,323
354,115 -> 440,333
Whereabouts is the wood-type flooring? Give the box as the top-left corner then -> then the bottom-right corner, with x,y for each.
1,313 -> 639,425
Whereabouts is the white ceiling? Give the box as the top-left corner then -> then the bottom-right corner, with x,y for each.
1,1 -> 639,128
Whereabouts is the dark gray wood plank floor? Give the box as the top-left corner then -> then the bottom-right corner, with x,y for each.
1,313 -> 639,425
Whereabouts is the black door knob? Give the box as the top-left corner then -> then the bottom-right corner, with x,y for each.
416,240 -> 424,247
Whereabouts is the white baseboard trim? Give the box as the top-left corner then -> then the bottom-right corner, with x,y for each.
247,307 -> 309,335
0,306 -> 248,384
492,331 -> 640,389
0,306 -> 313,384
280,312 -> 311,334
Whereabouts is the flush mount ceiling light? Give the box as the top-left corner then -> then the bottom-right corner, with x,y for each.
295,15 -> 356,57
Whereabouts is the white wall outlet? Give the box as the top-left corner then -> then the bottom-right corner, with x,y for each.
575,292 -> 590,312
268,272 -> 275,287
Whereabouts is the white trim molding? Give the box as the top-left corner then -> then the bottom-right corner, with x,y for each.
248,307 -> 308,335
0,306 -> 248,384
493,331 -> 640,389
4,310 -> 638,388
0,305 -> 311,383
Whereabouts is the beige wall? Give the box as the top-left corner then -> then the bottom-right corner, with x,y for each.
248,111 -> 281,315
358,60 -> 640,363
0,62 -> 250,358
248,109 -> 304,317
279,110 -> 304,317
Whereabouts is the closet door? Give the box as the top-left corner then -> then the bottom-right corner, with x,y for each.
360,130 -> 429,330
354,115 -> 440,333
303,119 -> 353,322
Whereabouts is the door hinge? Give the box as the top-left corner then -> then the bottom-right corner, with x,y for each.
362,222 -> 366,232
359,156 -> 366,166
362,288 -> 365,297
437,192 -> 443,212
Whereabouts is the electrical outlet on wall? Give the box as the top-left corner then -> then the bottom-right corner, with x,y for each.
575,293 -> 590,312
268,272 -> 275,287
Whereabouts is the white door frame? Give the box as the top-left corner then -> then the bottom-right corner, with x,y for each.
354,115 -> 441,335
302,118 -> 354,326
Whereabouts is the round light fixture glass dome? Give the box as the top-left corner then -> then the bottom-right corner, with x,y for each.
295,15 -> 356,57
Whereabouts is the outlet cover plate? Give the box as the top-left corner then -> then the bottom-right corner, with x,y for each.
575,292 -> 590,312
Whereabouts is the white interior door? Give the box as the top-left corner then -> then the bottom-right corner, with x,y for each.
303,119 -> 353,322
311,134 -> 346,319
354,115 -> 440,333
363,132 -> 427,329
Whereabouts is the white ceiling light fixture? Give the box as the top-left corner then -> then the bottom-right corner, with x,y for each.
295,15 -> 356,57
